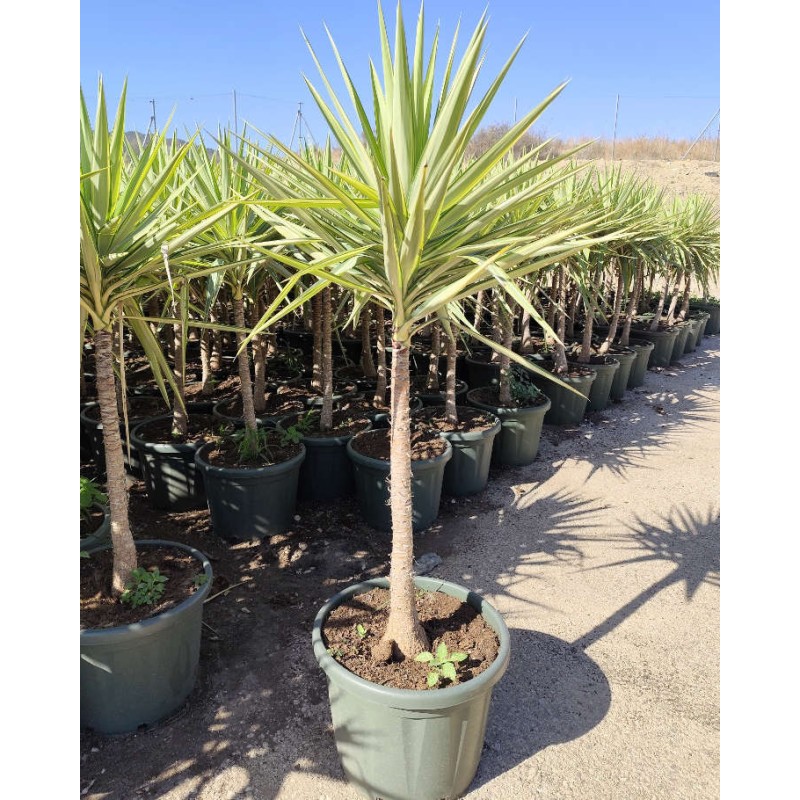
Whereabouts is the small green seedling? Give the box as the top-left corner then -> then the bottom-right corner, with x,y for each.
415,642 -> 469,687
192,574 -> 209,589
80,477 -> 108,521
355,623 -> 367,639
120,567 -> 168,608
326,646 -> 344,659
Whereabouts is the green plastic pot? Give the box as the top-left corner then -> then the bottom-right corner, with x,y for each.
686,312 -> 710,351
194,441 -> 305,541
130,416 -> 208,511
413,378 -> 469,407
370,396 -> 424,429
626,340 -> 655,388
79,504 -> 110,551
312,576 -> 510,800
529,367 -> 596,426
628,327 -> 680,368
80,539 -> 213,735
346,430 -> 452,532
438,412 -> 502,496
276,416 -> 371,502
690,301 -> 720,335
567,358 -> 620,412
464,353 -> 500,389
607,348 -> 637,401
682,317 -> 701,354
670,322 -> 692,363
466,389 -> 550,466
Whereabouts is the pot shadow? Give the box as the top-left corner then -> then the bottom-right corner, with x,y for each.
469,628 -> 611,790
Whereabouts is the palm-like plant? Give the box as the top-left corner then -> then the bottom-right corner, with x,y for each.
233,2 -> 626,658
80,79 -> 234,592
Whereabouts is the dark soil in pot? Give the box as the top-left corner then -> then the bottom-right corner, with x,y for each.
468,385 -> 548,410
133,414 -> 218,446
322,586 -> 499,690
350,426 -> 449,461
80,545 -> 207,629
413,405 -> 498,435
201,430 -> 302,469
280,408 -> 371,439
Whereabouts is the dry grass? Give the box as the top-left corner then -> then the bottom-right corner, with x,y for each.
561,136 -> 719,161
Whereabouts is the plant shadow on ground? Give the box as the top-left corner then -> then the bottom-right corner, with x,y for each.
529,343 -> 719,480
459,500 -> 719,792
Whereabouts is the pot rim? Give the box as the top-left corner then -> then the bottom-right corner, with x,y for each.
194,439 -> 306,475
80,539 -> 213,642
312,576 -> 510,710
465,388 -> 553,417
346,430 -> 452,469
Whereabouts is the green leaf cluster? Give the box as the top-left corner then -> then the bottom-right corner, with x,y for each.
415,642 -> 468,687
120,567 -> 168,608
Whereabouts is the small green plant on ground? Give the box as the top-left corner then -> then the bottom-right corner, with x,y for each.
232,426 -> 273,461
80,477 -> 108,520
120,567 -> 168,607
415,642 -> 469,687
356,623 -> 367,639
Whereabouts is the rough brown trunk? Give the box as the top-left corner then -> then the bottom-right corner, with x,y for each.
677,272 -> 692,322
553,265 -> 569,374
474,289 -> 485,332
642,270 -> 655,314
426,321 -> 441,390
666,271 -> 682,325
650,273 -> 670,330
311,294 -> 323,392
519,281 -> 533,354
209,306 -> 223,372
498,299 -> 513,406
490,292 -> 502,362
375,305 -> 387,406
620,263 -> 643,347
378,340 -> 429,660
94,329 -> 137,594
232,293 -> 258,432
546,268 -> 561,345
598,262 -> 625,355
445,332 -> 458,424
171,313 -> 188,437
578,268 -> 599,364
565,281 -> 580,341
252,294 -> 267,413
320,287 -> 333,431
200,328 -> 213,395
361,306 -> 376,378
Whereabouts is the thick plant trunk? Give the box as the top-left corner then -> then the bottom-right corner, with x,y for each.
620,263 -> 643,347
666,271 -> 682,325
553,265 -> 569,374
445,332 -> 458,424
598,262 -> 625,355
252,295 -> 267,414
519,282 -> 533,353
172,316 -> 188,437
375,305 -> 387,406
642,270 -> 655,314
650,273 -> 670,330
320,287 -> 333,432
546,268 -> 561,345
200,328 -> 213,395
311,293 -> 323,392
565,281 -> 580,341
490,292 -> 502,362
209,307 -> 223,372
378,340 -> 429,660
426,321 -> 441,390
498,300 -> 513,406
361,307 -> 376,378
234,293 -> 258,432
677,272 -> 692,322
474,289 -> 485,332
94,329 -> 137,595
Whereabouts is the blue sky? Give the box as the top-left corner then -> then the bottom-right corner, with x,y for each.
80,0 -> 719,145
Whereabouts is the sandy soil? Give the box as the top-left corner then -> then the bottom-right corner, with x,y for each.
79,161 -> 720,800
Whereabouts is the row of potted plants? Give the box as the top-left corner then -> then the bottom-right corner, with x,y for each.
80,4 -> 719,796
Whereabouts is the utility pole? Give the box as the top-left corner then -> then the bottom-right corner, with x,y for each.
681,108 -> 721,160
148,98 -> 157,137
298,102 -> 304,150
611,94 -> 620,161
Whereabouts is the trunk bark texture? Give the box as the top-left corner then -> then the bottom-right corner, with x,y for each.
378,340 -> 430,660
94,329 -> 137,594
361,307 -> 376,378
234,293 -> 258,432
311,293 -> 323,392
445,333 -> 458,424
375,305 -> 387,406
598,263 -> 625,355
320,287 -> 333,431
426,321 -> 441,390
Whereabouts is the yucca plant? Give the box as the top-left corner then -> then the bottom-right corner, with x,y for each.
80,79 -> 235,593
233,2 -> 626,659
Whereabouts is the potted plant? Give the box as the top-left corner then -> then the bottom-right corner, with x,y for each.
80,79 -> 232,733
232,4 -> 625,797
